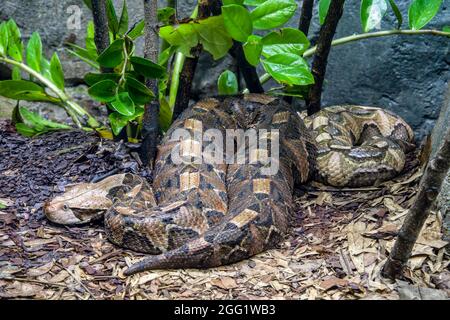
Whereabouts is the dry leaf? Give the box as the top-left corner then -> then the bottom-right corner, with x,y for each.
319,276 -> 349,291
211,277 -> 238,290
27,261 -> 54,277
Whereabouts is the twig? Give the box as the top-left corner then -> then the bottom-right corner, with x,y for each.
382,126 -> 450,279
59,264 -> 96,299
306,0 -> 345,115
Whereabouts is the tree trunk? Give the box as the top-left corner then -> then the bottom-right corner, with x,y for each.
140,0 -> 160,167
306,0 -> 345,116
382,125 -> 450,279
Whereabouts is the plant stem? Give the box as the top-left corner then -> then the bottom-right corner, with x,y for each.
0,57 -> 100,128
243,29 -> 450,94
298,0 -> 315,36
168,52 -> 185,111
382,125 -> 450,280
91,0 -> 111,72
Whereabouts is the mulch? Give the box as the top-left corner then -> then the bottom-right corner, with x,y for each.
0,120 -> 449,300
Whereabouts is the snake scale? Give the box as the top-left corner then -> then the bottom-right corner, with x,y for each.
44,94 -> 414,275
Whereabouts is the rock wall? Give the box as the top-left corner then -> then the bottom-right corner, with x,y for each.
0,0 -> 449,139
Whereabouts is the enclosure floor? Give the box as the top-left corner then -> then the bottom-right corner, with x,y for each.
0,121 -> 449,300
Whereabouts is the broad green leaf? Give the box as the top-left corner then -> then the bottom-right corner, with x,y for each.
408,0 -> 443,30
125,75 -> 155,105
88,80 -> 117,102
218,70 -> 238,95
66,43 -> 100,69
7,20 -> 23,62
224,0 -> 245,5
222,5 -> 253,42
40,58 -> 52,80
159,23 -> 199,57
0,23 -> 9,57
319,0 -> 331,25
110,92 -> 135,116
0,80 -> 58,102
261,53 -> 314,86
109,112 -> 129,136
128,20 -> 145,40
388,0 -> 403,29
84,73 -> 120,86
86,21 -> 98,57
244,0 -> 268,5
118,0 -> 129,35
16,123 -> 38,137
12,67 -> 21,80
194,16 -> 233,60
250,0 -> 297,30
158,7 -> 176,24
261,28 -> 310,58
158,46 -> 176,66
243,35 -> 263,66
19,107 -> 71,130
106,0 -> 120,36
26,32 -> 42,73
361,0 -> 388,33
130,56 -> 166,79
50,53 -> 65,90
97,39 -> 124,68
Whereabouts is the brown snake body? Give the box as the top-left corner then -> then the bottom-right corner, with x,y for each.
44,94 -> 414,275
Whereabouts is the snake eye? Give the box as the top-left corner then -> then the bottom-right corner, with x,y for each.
63,204 -> 69,211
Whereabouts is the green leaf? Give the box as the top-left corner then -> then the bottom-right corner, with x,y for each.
0,80 -> 57,102
40,58 -> 52,80
118,0 -> 129,35
244,0 -> 268,5
18,107 -> 71,130
109,107 -> 144,136
159,23 -> 199,57
110,92 -> 135,116
261,53 -> 314,86
0,22 -> 9,57
388,0 -> 403,29
85,21 -> 98,58
443,26 -> 450,33
158,46 -> 176,66
16,123 -> 38,137
88,80 -> 118,102
194,16 -> 233,60
128,20 -> 145,40
7,19 -> 23,62
222,5 -> 253,42
361,0 -> 388,33
97,39 -> 124,68
159,97 -> 172,132
319,0 -> 331,25
261,28 -> 310,58
50,52 -> 65,90
66,43 -> 99,69
125,75 -> 155,105
218,70 -> 238,95
158,7 -> 176,24
84,73 -> 120,86
130,56 -> 166,79
83,0 -> 93,10
250,0 -> 297,30
224,0 -> 245,5
26,32 -> 42,73
243,35 -> 263,66
12,67 -> 21,80
408,0 -> 443,30
106,0 -> 120,36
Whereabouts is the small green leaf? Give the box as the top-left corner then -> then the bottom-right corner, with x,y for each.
0,80 -> 57,102
130,56 -> 166,79
66,43 -> 100,69
361,0 -> 388,33
88,80 -> 118,103
222,5 -> 253,42
86,21 -> 98,58
158,7 -> 176,24
261,53 -> 314,86
12,67 -> 21,80
159,23 -> 199,57
110,92 -> 135,116
118,0 -> 129,35
26,32 -> 42,73
261,28 -> 310,57
218,70 -> 239,95
109,112 -> 129,136
243,35 -> 263,67
250,0 -> 297,30
84,73 -> 120,86
224,0 -> 245,5
244,0 -> 268,5
106,0 -> 120,36
7,19 -> 23,62
50,52 -> 65,90
125,75 -> 155,105
97,39 -> 124,68
194,16 -> 233,60
318,0 -> 331,25
408,0 -> 443,30
388,0 -> 403,29
0,22 -> 9,57
16,123 -> 38,137
128,20 -> 145,40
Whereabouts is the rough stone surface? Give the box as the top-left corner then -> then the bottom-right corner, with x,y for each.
0,0 -> 449,138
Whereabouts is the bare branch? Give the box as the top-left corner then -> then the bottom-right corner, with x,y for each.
299,0 -> 315,36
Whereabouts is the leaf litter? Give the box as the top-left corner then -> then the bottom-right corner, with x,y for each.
0,120 -> 448,300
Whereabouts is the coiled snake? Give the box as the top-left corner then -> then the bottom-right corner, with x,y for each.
44,94 -> 414,275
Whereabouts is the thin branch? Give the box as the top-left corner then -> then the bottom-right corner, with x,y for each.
299,0 -> 315,37
140,0 -> 160,167
382,125 -> 450,279
171,0 -> 213,121
91,0 -> 111,71
306,0 -> 345,116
